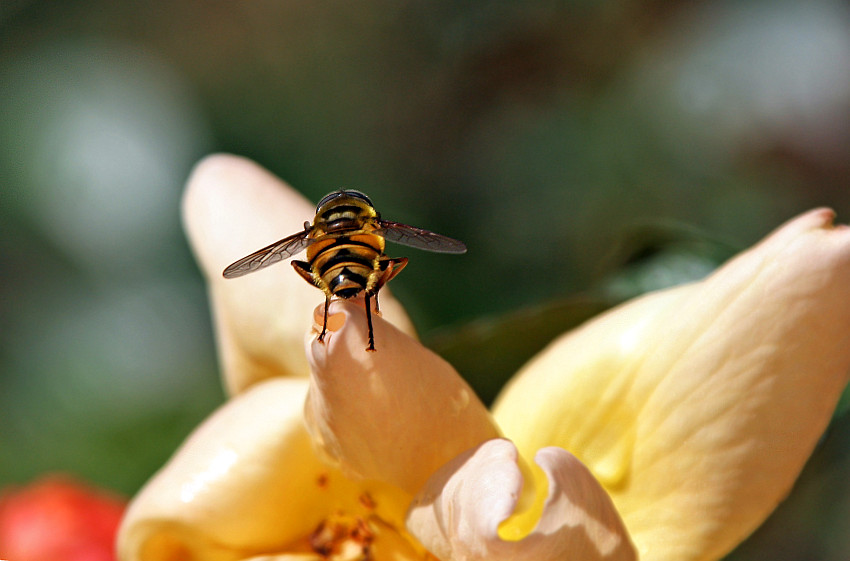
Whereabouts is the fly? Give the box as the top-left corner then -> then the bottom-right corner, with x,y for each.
223,189 -> 466,351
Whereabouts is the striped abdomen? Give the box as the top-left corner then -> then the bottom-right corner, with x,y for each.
306,233 -> 386,299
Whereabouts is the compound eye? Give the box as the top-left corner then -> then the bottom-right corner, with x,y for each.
315,192 -> 341,213
342,190 -> 373,207
315,189 -> 374,213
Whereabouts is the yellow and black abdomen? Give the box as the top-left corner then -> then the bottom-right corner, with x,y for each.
307,232 -> 386,299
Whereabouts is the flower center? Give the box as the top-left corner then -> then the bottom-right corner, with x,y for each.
310,512 -> 375,561
301,488 -> 439,561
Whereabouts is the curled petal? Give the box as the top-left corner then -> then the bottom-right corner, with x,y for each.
406,439 -> 636,561
304,300 -> 501,495
118,378 -> 390,561
182,154 -> 415,394
494,209 -> 850,561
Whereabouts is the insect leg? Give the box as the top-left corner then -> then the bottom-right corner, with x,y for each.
293,260 -> 332,343
365,292 -> 376,352
291,260 -> 316,285
319,296 -> 330,342
373,257 -> 409,313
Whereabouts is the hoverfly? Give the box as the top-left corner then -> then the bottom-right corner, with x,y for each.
222,189 -> 467,351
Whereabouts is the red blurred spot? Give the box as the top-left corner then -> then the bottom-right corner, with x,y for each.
0,476 -> 126,561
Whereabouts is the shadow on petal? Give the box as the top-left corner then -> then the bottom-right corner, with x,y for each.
304,300 -> 500,496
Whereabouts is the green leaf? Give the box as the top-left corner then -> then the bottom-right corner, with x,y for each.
427,295 -> 614,406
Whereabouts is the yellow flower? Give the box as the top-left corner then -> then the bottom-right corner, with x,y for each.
117,154 -> 850,561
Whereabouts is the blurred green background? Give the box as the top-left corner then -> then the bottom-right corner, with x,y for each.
2,1 -> 849,559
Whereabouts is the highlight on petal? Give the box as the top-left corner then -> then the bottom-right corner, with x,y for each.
118,377 -> 411,561
182,154 -> 415,394
406,439 -> 636,561
304,300 -> 501,496
493,208 -> 850,561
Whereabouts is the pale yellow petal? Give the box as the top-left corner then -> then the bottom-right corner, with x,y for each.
494,208 -> 850,561
304,300 -> 501,495
117,378 -> 387,561
407,439 -> 636,561
182,154 -> 415,394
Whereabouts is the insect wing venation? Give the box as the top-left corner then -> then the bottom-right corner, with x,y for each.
222,229 -> 313,278
377,220 -> 467,254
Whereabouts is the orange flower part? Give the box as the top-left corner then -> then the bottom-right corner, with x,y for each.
0,476 -> 125,561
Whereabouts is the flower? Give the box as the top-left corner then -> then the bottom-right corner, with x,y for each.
117,154 -> 850,561
0,476 -> 126,561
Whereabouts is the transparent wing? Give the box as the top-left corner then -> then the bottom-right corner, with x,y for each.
222,229 -> 313,278
377,220 -> 467,254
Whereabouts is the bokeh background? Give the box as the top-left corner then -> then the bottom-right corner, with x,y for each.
2,1 -> 849,559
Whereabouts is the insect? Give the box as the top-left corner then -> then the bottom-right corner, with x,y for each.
222,189 -> 467,351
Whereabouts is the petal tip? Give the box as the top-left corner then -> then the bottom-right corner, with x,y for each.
309,299 -> 367,354
183,153 -> 259,210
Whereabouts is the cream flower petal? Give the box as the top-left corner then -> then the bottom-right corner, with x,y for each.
117,378 -> 388,561
304,300 -> 501,496
493,208 -> 850,561
407,439 -> 637,561
183,154 -> 415,394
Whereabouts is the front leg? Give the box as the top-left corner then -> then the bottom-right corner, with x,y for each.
364,291 -> 375,352
319,296 -> 330,342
